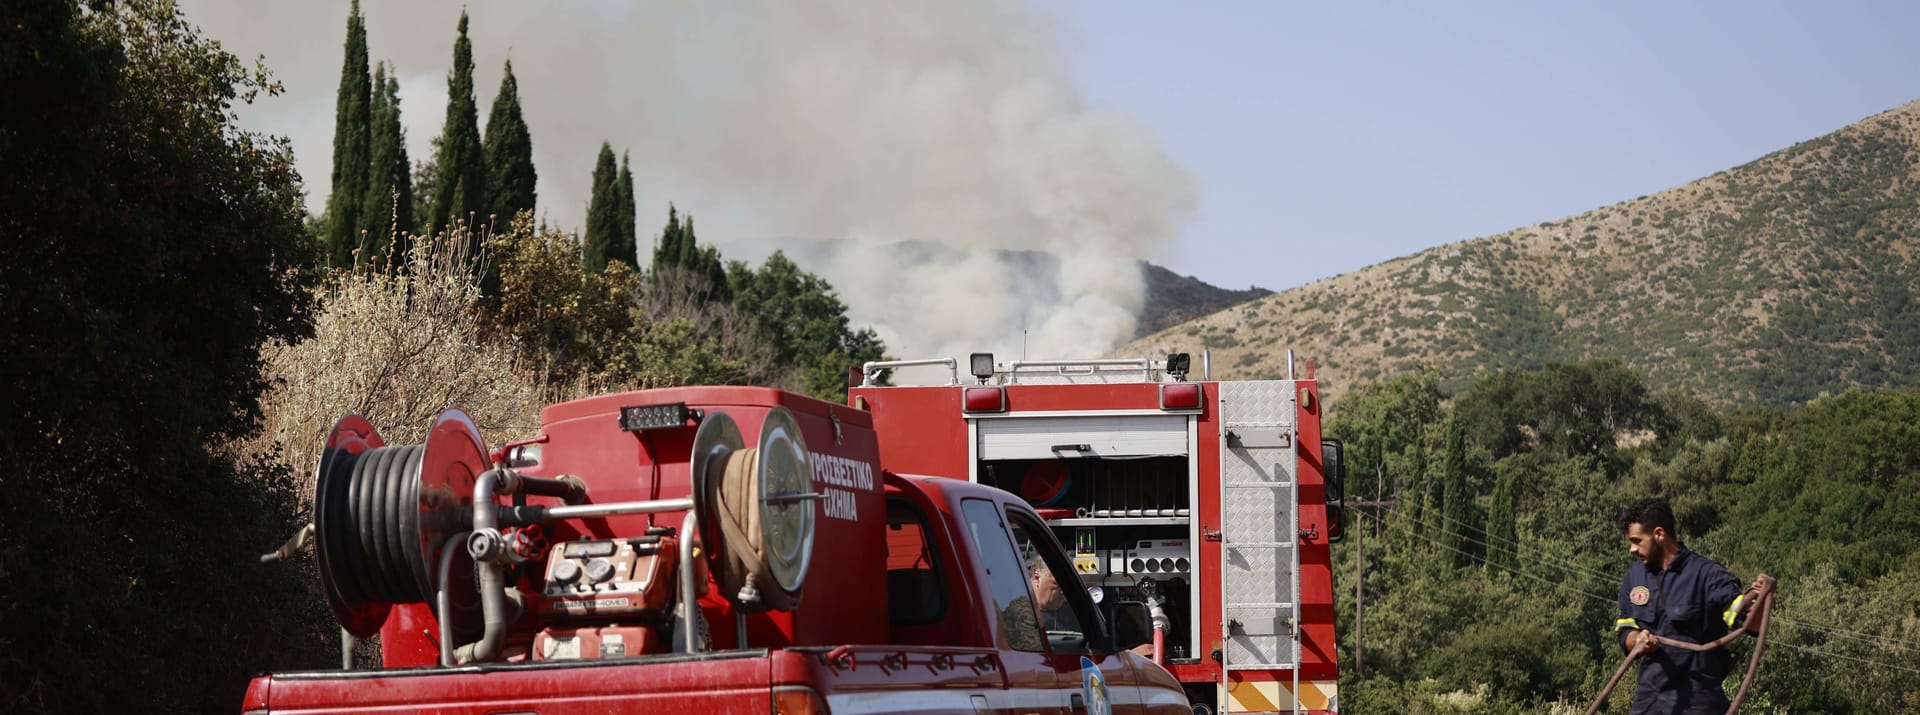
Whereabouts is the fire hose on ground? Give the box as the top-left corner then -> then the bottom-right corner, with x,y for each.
1583,574 -> 1777,715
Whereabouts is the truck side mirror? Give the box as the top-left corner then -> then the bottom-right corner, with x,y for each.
1322,439 -> 1346,543
1321,439 -> 1345,504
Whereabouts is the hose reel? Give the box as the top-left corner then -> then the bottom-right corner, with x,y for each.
312,411 -> 489,640
689,408 -> 819,613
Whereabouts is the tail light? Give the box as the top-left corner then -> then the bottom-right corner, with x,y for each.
773,685 -> 831,715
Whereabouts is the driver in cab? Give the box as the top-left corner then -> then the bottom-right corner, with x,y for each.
1004,553 -> 1154,656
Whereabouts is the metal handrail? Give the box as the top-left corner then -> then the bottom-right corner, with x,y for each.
861,358 -> 957,386
1005,358 -> 1155,384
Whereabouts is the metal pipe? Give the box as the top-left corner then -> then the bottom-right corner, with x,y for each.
455,554 -> 511,663
678,510 -> 702,654
498,472 -> 588,504
474,469 -> 504,533
861,357 -> 958,386
456,468 -> 510,664
435,531 -> 471,667
544,497 -> 695,521
340,628 -> 355,670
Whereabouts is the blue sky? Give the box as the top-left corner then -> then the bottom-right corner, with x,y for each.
1040,1 -> 1920,292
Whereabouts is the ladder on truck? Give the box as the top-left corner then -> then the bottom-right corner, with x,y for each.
1219,380 -> 1304,714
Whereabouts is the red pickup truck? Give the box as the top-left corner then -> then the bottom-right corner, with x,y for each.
243,386 -> 1186,714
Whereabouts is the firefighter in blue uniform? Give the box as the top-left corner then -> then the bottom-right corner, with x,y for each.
1614,498 -> 1764,714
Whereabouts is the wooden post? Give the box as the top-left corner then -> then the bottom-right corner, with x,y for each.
1354,508 -> 1365,677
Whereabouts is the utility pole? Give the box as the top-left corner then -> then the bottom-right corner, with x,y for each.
1353,509 -> 1364,676
1347,466 -> 1396,677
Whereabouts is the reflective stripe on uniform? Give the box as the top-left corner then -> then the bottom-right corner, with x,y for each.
1723,594 -> 1745,627
1615,618 -> 1640,631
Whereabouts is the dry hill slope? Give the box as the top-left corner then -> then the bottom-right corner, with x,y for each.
1122,99 -> 1920,406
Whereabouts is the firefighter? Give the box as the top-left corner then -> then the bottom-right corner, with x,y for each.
1002,552 -> 1077,651
1003,553 -> 1156,657
1613,498 -> 1765,714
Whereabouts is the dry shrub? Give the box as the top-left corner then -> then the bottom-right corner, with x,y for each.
487,214 -> 784,401
237,222 -> 545,489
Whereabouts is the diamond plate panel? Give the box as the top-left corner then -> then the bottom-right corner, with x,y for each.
1226,607 -> 1296,667
1222,488 -> 1286,543
1218,380 -> 1298,429
1219,381 -> 1298,488
1218,380 -> 1302,672
1221,443 -> 1292,486
1223,545 -> 1297,604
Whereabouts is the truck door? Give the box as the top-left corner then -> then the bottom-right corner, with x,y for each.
961,498 -> 1067,715
1003,508 -> 1146,715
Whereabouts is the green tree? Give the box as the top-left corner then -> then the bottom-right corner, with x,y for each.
729,251 -> 887,400
617,151 -> 637,256
482,58 -> 535,225
429,10 -> 487,242
488,215 -> 630,393
583,142 -> 625,271
653,202 -> 688,270
1441,417 -> 1474,567
0,1 -> 325,709
410,135 -> 440,235
1325,372 -> 1443,503
651,206 -> 730,304
323,0 -> 372,266
1487,468 -> 1517,572
357,61 -> 412,263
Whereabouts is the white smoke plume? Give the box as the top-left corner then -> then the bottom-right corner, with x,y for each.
180,0 -> 1195,361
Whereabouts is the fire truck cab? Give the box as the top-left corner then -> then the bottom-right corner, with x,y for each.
849,352 -> 1345,714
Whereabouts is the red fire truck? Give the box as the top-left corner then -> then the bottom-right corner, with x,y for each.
244,386 -> 1197,714
849,352 -> 1346,715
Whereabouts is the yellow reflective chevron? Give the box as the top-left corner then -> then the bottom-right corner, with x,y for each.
1226,677 -> 1337,712
1723,595 -> 1745,627
1615,618 -> 1639,631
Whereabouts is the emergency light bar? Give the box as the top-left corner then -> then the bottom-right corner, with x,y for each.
619,403 -> 700,432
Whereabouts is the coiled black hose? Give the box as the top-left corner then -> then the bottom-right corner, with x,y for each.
321,444 -> 430,605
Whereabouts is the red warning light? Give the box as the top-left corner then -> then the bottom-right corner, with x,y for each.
1160,383 -> 1202,411
963,386 -> 1007,413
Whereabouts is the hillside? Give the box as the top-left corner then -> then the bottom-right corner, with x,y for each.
1123,99 -> 1920,406
1136,263 -> 1271,338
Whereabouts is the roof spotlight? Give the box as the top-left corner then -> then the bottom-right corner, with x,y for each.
969,352 -> 995,384
1166,353 -> 1192,381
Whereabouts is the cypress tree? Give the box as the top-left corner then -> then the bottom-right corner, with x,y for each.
358,62 -> 412,263
1441,418 -> 1473,568
648,207 -> 729,304
430,10 -> 487,249
617,151 -> 636,257
1488,469 -> 1517,573
684,215 -> 728,302
583,142 -> 622,271
324,0 -> 372,266
652,203 -> 684,272
483,58 -> 535,224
